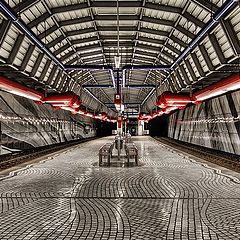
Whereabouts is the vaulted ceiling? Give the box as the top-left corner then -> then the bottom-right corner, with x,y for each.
0,0 -> 240,117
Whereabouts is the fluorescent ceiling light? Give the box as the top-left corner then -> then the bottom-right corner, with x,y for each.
114,56 -> 121,69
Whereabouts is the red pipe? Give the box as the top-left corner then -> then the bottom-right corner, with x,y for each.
0,76 -> 44,101
43,92 -> 81,109
193,73 -> 240,102
156,91 -> 192,108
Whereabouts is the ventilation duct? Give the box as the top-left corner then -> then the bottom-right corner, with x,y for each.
193,74 -> 240,102
0,76 -> 44,101
156,91 -> 192,109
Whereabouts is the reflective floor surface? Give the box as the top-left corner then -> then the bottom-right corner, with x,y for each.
0,136 -> 240,239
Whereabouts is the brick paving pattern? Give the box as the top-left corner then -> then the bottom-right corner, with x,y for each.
0,136 -> 240,239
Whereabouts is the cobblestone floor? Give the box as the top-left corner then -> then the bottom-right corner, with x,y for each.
0,136 -> 240,240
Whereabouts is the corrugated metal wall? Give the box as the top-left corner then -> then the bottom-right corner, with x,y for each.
168,90 -> 240,155
0,92 -> 96,154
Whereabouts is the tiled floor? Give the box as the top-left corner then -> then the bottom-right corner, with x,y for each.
0,136 -> 240,239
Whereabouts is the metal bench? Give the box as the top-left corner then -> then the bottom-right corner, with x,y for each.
99,143 -> 113,166
124,133 -> 132,143
125,143 -> 138,166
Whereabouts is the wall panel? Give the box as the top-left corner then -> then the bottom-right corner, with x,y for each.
168,90 -> 240,155
0,92 -> 96,155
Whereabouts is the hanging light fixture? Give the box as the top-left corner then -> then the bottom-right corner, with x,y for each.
115,0 -> 121,69
114,56 -> 121,69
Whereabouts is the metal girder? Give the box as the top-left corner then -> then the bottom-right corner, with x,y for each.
30,53 -> 44,77
13,0 -> 41,13
0,20 -> 11,49
54,36 -> 99,56
182,12 -> 204,28
221,19 -> 240,55
191,52 -> 205,77
103,42 -> 132,48
44,28 -> 186,57
175,25 -> 195,39
53,35 -> 181,59
62,77 -> 70,92
174,69 -> 186,88
75,44 -> 102,53
46,65 -> 58,86
51,1 -> 180,15
47,36 -> 65,49
39,60 -> 51,82
167,78 -> 176,93
67,27 -> 96,37
141,16 -> 174,26
52,69 -> 63,89
133,58 -> 156,65
20,44 -> 35,71
65,50 -> 103,64
59,41 -> 176,63
208,34 -> 227,64
6,34 -> 24,64
38,25 -> 58,39
60,16 -> 92,27
28,12 -> 50,29
81,56 -> 106,64
84,58 -> 104,64
137,36 -> 165,46
171,74 -> 181,92
95,15 -> 139,21
101,35 -> 135,41
32,14 -> 195,44
184,59 -> 197,82
178,64 -> 192,85
135,50 -> 157,59
198,44 -> 214,71
133,56 -> 155,63
192,0 -> 218,13
139,27 -> 169,37
144,2 -> 182,13
170,35 -> 187,48
165,44 -> 181,56
60,50 -> 75,62
52,2 -> 89,14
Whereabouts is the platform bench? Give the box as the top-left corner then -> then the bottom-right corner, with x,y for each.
125,143 -> 138,166
99,143 -> 113,166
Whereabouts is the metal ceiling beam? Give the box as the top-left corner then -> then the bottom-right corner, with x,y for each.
51,1 -> 180,14
221,19 -> 240,55
19,44 -> 35,71
171,0 -> 238,70
208,34 -> 227,64
184,59 -> 197,82
53,34 -> 181,59
6,34 -> 24,64
30,53 -> 44,77
33,14 -> 195,47
13,0 -> 41,13
191,52 -> 205,78
192,0 -> 218,13
178,64 -> 192,85
39,60 -> 52,82
0,19 -> 11,49
198,44 -> 214,71
25,2 -> 204,56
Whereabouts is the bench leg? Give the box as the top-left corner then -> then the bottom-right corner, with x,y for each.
135,155 -> 138,165
107,155 -> 111,166
99,155 -> 102,166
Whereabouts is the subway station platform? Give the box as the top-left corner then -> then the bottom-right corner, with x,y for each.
0,136 -> 240,240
